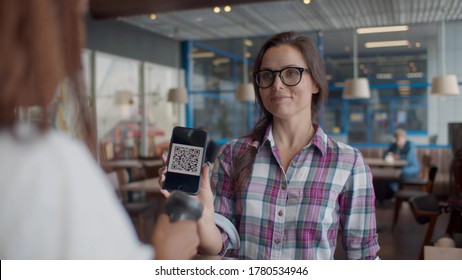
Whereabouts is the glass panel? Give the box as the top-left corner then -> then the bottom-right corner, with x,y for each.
394,99 -> 427,132
370,101 -> 391,143
191,92 -> 254,141
324,95 -> 344,134
234,100 -> 252,136
192,46 -> 235,92
144,62 -> 182,156
192,93 -> 237,140
95,52 -> 140,160
190,29 -> 430,145
347,102 -> 369,144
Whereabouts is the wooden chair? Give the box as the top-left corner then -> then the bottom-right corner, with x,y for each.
106,170 -> 159,243
392,165 -> 438,229
408,194 -> 441,259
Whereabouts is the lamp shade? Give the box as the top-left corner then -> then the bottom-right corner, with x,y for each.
431,74 -> 460,96
342,78 -> 371,99
235,83 -> 255,102
167,87 -> 188,104
114,90 -> 133,105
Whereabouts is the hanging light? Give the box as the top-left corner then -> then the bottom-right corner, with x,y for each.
235,83 -> 254,101
114,90 -> 133,105
235,26 -> 255,102
432,75 -> 459,96
167,87 -> 188,104
167,27 -> 189,104
343,78 -> 370,99
343,30 -> 371,99
431,10 -> 460,96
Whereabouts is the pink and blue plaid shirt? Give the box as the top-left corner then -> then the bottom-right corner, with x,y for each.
211,125 -> 380,259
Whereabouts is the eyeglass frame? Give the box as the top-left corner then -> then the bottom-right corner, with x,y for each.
252,66 -> 310,89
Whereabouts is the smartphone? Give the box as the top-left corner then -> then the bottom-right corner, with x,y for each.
162,126 -> 208,195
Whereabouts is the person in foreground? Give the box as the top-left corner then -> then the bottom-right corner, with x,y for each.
0,0 -> 199,259
160,32 -> 380,259
383,128 -> 421,192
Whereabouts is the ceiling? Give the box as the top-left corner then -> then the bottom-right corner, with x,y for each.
90,0 -> 462,42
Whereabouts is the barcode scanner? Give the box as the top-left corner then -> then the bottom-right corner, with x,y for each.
164,190 -> 204,222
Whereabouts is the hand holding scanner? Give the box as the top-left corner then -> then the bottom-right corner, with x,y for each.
164,190 -> 203,222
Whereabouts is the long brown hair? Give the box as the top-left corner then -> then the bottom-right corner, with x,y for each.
231,31 -> 328,191
0,0 -> 95,155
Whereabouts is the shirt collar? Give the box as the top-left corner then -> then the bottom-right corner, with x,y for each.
261,123 -> 328,156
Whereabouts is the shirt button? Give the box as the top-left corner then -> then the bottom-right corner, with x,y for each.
274,238 -> 281,244
281,184 -> 287,190
278,210 -> 283,216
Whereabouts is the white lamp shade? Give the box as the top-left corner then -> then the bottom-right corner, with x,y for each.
342,78 -> 371,99
431,74 -> 460,96
114,90 -> 133,105
167,87 -> 188,103
235,83 -> 255,102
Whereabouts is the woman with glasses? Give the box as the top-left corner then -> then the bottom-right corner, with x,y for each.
160,32 -> 379,259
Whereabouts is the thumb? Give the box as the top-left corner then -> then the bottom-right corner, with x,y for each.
200,163 -> 211,192
155,213 -> 170,225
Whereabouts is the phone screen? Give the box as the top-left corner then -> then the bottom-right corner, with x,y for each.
163,126 -> 208,195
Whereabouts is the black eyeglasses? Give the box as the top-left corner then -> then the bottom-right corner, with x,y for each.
253,66 -> 310,88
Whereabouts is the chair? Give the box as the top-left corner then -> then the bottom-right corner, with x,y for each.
106,170 -> 159,243
408,194 -> 441,259
392,162 -> 438,229
446,149 -> 462,235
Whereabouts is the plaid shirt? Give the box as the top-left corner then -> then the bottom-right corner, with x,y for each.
211,125 -> 380,259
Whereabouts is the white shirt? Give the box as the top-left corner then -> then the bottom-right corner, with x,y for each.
0,126 -> 153,259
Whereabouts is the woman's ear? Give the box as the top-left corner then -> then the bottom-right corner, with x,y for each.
312,84 -> 320,94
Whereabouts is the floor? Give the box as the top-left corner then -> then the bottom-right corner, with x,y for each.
334,200 -> 451,260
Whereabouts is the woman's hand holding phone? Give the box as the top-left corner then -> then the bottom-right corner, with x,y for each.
159,154 -> 214,218
158,154 -> 223,255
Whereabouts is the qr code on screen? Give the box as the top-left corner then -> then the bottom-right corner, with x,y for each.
167,143 -> 204,176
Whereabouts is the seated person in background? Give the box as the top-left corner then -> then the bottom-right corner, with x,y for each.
0,0 -> 199,260
384,129 -> 420,192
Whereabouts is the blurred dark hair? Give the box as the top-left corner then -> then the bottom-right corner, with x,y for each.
231,31 -> 328,191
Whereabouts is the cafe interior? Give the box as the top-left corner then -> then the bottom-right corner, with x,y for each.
42,0 -> 462,259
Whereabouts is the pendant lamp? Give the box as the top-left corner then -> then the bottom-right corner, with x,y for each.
431,12 -> 460,96
235,35 -> 255,102
343,30 -> 371,99
168,28 -> 189,104
167,87 -> 188,104
236,83 -> 254,101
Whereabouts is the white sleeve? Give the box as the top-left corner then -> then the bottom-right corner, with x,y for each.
0,132 -> 154,259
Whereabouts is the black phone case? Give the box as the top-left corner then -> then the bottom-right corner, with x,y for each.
163,126 -> 208,195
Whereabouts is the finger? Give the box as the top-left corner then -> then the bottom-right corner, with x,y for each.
160,189 -> 171,199
157,174 -> 165,186
200,163 -> 211,188
161,153 -> 168,164
155,213 -> 170,226
158,165 -> 167,176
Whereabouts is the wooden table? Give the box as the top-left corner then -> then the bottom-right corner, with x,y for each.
119,177 -> 162,193
365,158 -> 407,168
366,158 -> 406,204
101,159 -> 163,169
370,167 -> 402,181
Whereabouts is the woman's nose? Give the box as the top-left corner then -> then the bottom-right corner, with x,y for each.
272,73 -> 284,88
